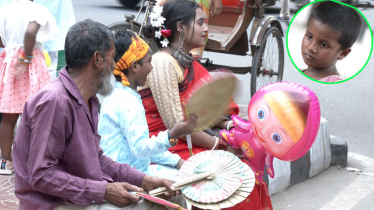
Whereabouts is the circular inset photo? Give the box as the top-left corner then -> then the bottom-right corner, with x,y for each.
286,0 -> 373,83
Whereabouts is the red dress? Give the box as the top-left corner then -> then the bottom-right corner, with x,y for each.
139,59 -> 273,210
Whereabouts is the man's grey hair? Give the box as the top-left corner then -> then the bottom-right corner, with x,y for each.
65,19 -> 114,68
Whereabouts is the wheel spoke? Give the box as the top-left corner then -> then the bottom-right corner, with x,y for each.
256,31 -> 281,91
251,27 -> 284,96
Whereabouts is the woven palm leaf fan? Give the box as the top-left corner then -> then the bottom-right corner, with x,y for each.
183,69 -> 238,156
184,69 -> 238,132
149,150 -> 255,209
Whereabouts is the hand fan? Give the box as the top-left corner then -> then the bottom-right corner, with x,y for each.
185,69 -> 238,132
149,171 -> 216,196
178,150 -> 255,209
150,150 -> 255,209
182,164 -> 255,209
184,69 -> 238,157
135,192 -> 187,210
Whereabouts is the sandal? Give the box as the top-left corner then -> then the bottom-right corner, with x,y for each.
0,159 -> 13,175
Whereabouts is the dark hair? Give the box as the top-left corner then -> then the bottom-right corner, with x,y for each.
144,0 -> 201,47
309,1 -> 362,49
114,29 -> 144,78
65,19 -> 114,68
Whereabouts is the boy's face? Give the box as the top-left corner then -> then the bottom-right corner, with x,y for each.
135,51 -> 153,86
301,18 -> 349,70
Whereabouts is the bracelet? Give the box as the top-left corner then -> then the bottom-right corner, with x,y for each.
167,131 -> 178,146
18,62 -> 30,66
20,51 -> 34,59
211,136 -> 219,150
18,57 -> 31,64
226,120 -> 233,131
169,138 -> 178,146
218,139 -> 228,150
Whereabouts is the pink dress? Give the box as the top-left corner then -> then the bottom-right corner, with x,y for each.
301,69 -> 344,83
319,75 -> 344,82
0,0 -> 59,113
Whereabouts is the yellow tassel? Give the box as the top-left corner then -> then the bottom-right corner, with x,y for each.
121,73 -> 130,86
113,70 -> 130,87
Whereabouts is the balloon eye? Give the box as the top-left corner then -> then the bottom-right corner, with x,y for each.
257,109 -> 265,122
271,133 -> 282,144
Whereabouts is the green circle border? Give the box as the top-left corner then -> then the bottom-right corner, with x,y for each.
286,0 -> 373,84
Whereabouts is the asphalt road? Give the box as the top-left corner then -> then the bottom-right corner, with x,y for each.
72,0 -> 374,159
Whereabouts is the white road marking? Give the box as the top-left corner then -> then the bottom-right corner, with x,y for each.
319,152 -> 374,210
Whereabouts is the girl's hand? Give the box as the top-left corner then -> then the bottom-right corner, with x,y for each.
226,144 -> 244,158
176,159 -> 185,170
12,61 -> 29,76
210,0 -> 223,17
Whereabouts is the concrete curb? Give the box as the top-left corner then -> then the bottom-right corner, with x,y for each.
268,117 -> 331,195
238,105 -> 346,196
330,136 -> 348,167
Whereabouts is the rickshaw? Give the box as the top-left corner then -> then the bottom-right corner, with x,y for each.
109,0 -> 284,96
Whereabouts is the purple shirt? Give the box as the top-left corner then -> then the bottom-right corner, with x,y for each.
12,67 -> 146,210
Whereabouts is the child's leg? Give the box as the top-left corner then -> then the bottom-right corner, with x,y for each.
279,0 -> 290,18
0,113 -> 19,161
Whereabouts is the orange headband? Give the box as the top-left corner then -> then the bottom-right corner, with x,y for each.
114,35 -> 150,86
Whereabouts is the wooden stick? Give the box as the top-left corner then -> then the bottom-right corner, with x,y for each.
182,102 -> 193,157
149,171 -> 216,196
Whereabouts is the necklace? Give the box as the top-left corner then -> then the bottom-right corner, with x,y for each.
169,46 -> 193,68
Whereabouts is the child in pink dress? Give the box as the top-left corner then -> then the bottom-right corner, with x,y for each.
0,0 -> 59,174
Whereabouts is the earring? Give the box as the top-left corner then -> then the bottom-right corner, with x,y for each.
179,30 -> 185,49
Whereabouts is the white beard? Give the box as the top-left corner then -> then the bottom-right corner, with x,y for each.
97,73 -> 115,97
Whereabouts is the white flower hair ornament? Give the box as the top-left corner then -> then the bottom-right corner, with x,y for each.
149,4 -> 171,47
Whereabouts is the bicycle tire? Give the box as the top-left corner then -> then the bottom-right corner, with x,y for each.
118,0 -> 141,7
250,26 -> 284,96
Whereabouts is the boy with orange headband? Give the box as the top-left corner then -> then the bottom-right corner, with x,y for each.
98,30 -> 197,178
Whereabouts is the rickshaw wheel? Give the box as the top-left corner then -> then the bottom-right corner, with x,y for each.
250,26 -> 284,96
107,21 -> 159,54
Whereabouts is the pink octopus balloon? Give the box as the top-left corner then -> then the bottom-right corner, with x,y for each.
220,82 -> 320,184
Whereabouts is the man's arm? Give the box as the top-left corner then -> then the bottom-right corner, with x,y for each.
28,98 -> 107,205
98,148 -> 146,187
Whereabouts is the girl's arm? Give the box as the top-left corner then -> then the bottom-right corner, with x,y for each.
13,21 -> 40,76
23,21 -> 40,56
0,37 -> 4,48
216,120 -> 233,130
181,131 -> 216,149
147,54 -> 184,130
210,0 -> 223,17
148,55 -> 217,150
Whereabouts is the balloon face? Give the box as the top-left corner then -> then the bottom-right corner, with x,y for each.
249,96 -> 297,158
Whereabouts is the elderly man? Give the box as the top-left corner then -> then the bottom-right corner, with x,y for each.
12,19 -> 182,210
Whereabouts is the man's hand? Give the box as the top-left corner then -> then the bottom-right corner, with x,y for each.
141,175 -> 180,198
176,159 -> 185,170
104,182 -> 143,207
210,0 -> 223,17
